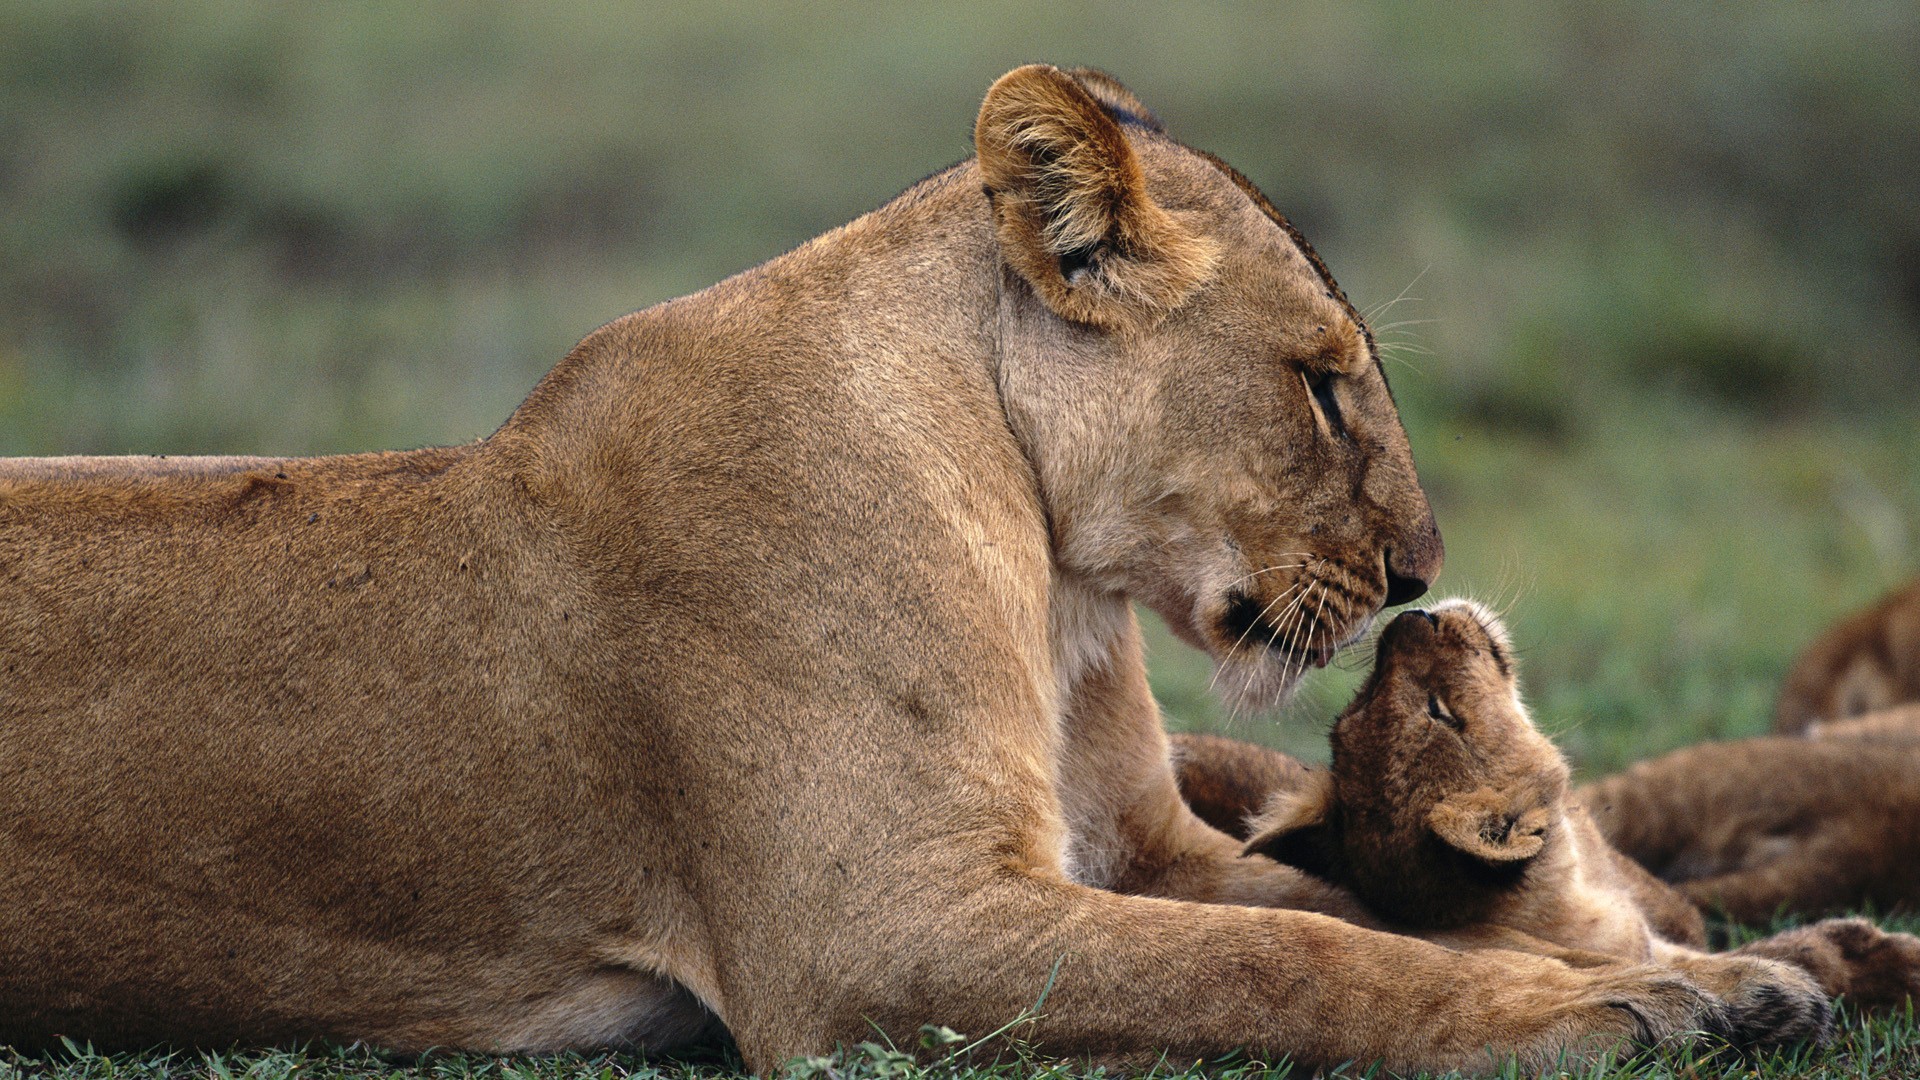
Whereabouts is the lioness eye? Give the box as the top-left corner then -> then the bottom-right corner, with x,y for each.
1301,368 -> 1347,439
1428,693 -> 1462,730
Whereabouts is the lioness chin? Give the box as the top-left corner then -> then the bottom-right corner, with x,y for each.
5,66 -> 1741,1073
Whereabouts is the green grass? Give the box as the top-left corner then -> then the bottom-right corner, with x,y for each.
4,4 -> 1919,1078
9,969 -> 1920,1080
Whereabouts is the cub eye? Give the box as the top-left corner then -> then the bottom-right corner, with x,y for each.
1427,693 -> 1462,730
1301,368 -> 1347,439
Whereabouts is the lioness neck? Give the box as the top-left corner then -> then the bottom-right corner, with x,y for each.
490,159 -> 1134,715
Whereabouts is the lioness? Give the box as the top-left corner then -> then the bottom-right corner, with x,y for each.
3,66 -> 1738,1072
1775,578 -> 1920,734
1239,601 -> 1833,1047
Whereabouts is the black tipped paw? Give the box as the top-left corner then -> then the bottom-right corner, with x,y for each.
1726,978 -> 1836,1052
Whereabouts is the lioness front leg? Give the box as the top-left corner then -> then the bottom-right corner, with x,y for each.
734,870 -> 1730,1075
1050,614 -> 1379,917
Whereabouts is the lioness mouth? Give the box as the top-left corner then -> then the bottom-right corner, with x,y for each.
1220,590 -> 1335,668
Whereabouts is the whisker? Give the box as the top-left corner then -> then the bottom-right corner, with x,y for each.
1225,579 -> 1312,723
1371,318 -> 1440,334
1220,559 -> 1309,591
1360,265 -> 1431,323
1272,581 -> 1323,711
1205,578 -> 1306,698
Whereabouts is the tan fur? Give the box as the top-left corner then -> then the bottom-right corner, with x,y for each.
1581,734 -> 1920,922
1805,701 -> 1920,742
1168,730 -> 1709,948
4,66 -> 1750,1073
1167,732 -> 1318,840
1775,578 -> 1920,734
1580,723 -> 1920,1013
1244,601 -> 1832,1047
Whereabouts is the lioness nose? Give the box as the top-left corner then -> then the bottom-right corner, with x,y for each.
1383,551 -> 1433,606
1382,516 -> 1443,607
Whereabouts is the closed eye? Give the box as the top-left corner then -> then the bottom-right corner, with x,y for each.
1428,693 -> 1462,730
1302,368 -> 1346,439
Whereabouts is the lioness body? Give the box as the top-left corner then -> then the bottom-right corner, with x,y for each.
3,68 -> 1740,1072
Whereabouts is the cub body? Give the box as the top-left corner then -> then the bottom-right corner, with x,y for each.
1583,723 -> 1920,922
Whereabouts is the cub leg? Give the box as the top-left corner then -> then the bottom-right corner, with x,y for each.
1677,845 -> 1869,925
1166,731 -> 1318,839
1732,918 -> 1920,1014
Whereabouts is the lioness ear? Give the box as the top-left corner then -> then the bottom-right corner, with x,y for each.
1241,772 -> 1339,879
974,64 -> 1217,331
1427,788 -> 1551,865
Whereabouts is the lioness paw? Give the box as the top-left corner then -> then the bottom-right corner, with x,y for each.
1480,960 -> 1730,1070
1567,966 -> 1732,1055
1710,956 -> 1835,1049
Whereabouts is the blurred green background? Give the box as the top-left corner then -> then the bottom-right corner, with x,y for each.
3,1 -> 1916,775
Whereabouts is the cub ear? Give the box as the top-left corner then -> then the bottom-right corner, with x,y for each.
1426,787 -> 1552,865
974,64 -> 1217,331
1241,772 -> 1339,879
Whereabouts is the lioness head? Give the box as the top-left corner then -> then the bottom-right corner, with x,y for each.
1243,600 -> 1568,928
974,65 -> 1441,708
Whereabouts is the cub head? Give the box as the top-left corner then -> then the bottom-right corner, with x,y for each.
1242,599 -> 1568,928
1774,578 -> 1920,734
974,65 -> 1442,709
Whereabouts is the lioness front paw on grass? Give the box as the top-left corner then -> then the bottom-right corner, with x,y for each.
1452,950 -> 1731,1068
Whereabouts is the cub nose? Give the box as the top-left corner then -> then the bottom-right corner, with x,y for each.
1379,607 -> 1437,653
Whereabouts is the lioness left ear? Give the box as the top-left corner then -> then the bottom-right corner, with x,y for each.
974,65 -> 1218,332
1426,787 -> 1551,865
1240,772 -> 1340,880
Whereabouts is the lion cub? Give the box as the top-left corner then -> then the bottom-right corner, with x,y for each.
1775,578 -> 1920,734
1245,600 -> 1832,1046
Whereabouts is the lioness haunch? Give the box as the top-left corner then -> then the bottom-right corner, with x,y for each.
1244,600 -> 1835,1048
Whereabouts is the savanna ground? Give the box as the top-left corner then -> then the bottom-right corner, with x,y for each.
3,3 -> 1918,1077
